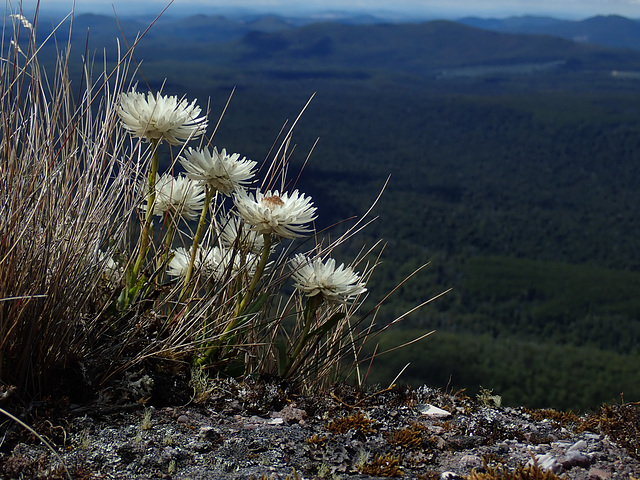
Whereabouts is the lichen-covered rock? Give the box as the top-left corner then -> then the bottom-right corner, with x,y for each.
1,380 -> 639,479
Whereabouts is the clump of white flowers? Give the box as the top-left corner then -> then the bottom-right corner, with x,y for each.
3,12 -> 430,403
167,247 -> 196,278
113,85 -> 384,384
203,245 -> 260,282
10,14 -> 33,31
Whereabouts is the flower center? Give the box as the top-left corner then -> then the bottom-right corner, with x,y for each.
261,195 -> 285,210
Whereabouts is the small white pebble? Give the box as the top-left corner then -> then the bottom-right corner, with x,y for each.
441,472 -> 465,480
417,403 -> 451,418
568,439 -> 588,451
527,452 -> 562,473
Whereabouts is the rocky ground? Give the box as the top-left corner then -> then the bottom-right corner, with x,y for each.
1,376 -> 640,479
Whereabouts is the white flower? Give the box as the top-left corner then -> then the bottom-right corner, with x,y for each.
167,247 -> 195,278
290,254 -> 367,304
148,173 -> 206,221
118,90 -> 207,145
202,245 -> 259,282
178,147 -> 257,195
221,217 -> 265,255
234,189 -> 317,239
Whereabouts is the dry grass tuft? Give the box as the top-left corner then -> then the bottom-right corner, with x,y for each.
524,408 -> 581,428
0,7 -> 138,398
579,403 -> 640,460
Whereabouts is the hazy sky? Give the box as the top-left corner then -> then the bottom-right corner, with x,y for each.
16,0 -> 640,19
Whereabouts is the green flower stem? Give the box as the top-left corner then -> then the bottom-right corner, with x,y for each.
281,294 -> 323,378
181,186 -> 216,295
131,139 -> 160,283
193,233 -> 272,367
234,233 -> 272,318
159,212 -> 177,281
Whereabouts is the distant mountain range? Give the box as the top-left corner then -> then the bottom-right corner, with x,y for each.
22,12 -> 640,54
224,20 -> 640,75
14,11 -> 637,85
458,14 -> 640,51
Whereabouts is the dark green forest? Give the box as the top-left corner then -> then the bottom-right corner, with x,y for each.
33,14 -> 640,410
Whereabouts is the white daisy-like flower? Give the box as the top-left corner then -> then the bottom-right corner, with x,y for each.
290,254 -> 367,304
233,189 -> 317,239
220,217 -> 265,255
148,173 -> 206,221
118,90 -> 208,145
202,245 -> 259,282
167,247 -> 196,278
178,147 -> 257,195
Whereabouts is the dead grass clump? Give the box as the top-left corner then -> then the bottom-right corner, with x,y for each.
579,403 -> 640,460
305,434 -> 327,447
358,452 -> 404,477
524,408 -> 581,428
385,421 -> 427,449
0,8 -> 137,399
468,463 -> 564,480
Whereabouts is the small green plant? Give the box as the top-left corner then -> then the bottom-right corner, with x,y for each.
190,366 -> 212,403
140,408 -> 153,431
316,463 -> 335,478
251,472 -> 302,480
354,448 -> 371,471
76,430 -> 91,450
477,387 -> 502,408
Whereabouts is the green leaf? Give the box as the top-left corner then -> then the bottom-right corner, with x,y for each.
308,311 -> 346,339
276,338 -> 289,376
243,292 -> 269,316
116,287 -> 128,312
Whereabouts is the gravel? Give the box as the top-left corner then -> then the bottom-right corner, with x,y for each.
2,378 -> 639,479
